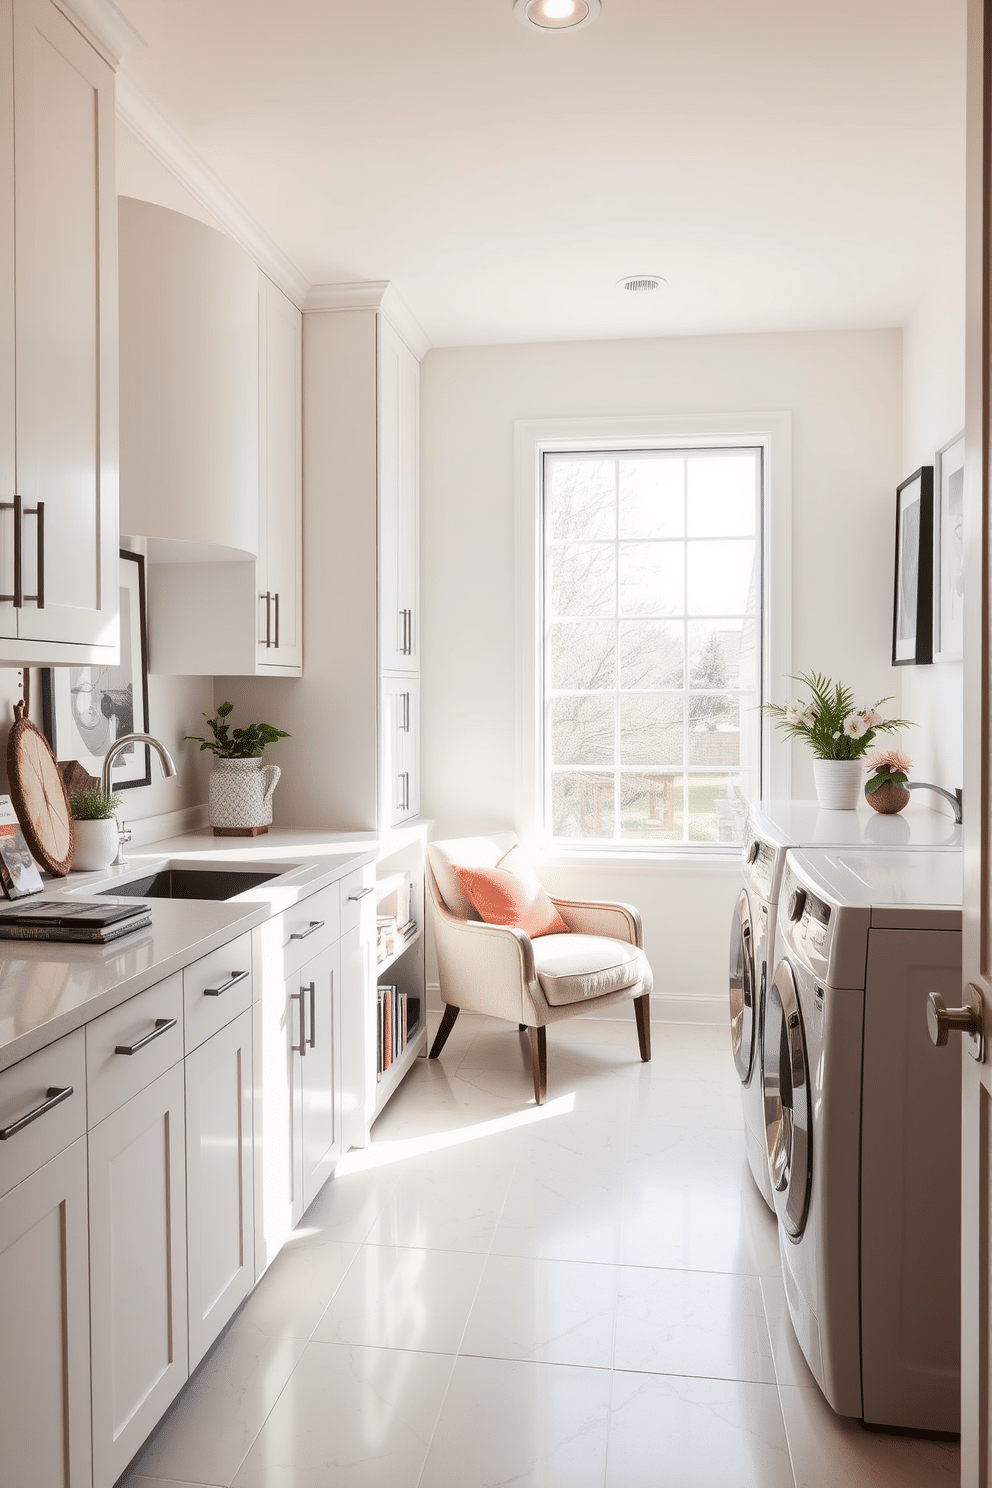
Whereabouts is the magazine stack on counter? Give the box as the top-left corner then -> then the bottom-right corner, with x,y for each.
0,897 -> 152,944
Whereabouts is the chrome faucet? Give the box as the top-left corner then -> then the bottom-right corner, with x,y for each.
102,733 -> 178,866
905,782 -> 963,824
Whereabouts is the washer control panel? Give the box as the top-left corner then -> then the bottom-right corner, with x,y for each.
742,832 -> 782,903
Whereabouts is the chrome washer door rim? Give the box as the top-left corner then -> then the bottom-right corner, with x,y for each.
729,890 -> 756,1084
763,958 -> 812,1239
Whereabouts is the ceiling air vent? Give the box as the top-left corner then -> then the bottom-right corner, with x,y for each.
618,275 -> 665,293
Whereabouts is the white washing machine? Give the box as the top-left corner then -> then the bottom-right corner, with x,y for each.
764,847 -> 962,1431
731,802 -> 960,1210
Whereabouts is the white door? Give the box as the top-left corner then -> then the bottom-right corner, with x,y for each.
958,2 -> 992,1478
88,1064 -> 188,1488
378,316 -> 419,673
0,1139 -> 92,1488
299,940 -> 341,1209
185,1008 -> 254,1370
0,0 -> 15,641
11,0 -> 118,654
253,955 -> 305,1275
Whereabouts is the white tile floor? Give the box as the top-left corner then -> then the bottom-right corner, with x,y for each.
122,1012 -> 961,1488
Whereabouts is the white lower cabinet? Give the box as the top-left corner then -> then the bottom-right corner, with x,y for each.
185,1007 -> 254,1370
298,941 -> 341,1209
88,1062 -> 188,1488
0,1139 -> 92,1488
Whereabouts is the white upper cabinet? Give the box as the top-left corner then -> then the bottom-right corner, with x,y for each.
378,316 -> 419,675
257,273 -> 303,672
0,0 -> 119,663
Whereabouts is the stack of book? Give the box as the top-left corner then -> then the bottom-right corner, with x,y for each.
0,898 -> 152,944
376,986 -> 421,1079
376,914 -> 417,967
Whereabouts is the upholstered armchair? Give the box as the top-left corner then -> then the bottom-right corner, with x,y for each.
426,833 -> 653,1104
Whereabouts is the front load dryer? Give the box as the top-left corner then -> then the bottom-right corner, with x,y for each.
732,802 -> 960,1211
765,846 -> 962,1431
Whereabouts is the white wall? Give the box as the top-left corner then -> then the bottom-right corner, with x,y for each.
421,329 -> 904,1015
900,259 -> 967,805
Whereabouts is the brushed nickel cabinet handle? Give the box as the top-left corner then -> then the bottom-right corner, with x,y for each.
307,980 -> 316,1048
204,969 -> 249,998
290,919 -> 324,941
0,1084 -> 72,1140
274,591 -> 280,650
292,988 -> 306,1056
347,886 -> 375,901
115,1017 -> 177,1056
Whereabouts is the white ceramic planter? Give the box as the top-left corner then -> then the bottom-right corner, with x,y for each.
71,817 -> 119,872
208,757 -> 281,832
812,758 -> 863,811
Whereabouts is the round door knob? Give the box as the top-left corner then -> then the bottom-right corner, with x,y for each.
787,888 -> 807,922
927,990 -> 984,1061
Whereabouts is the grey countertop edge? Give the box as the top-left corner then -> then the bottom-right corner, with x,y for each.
0,835 -> 381,1073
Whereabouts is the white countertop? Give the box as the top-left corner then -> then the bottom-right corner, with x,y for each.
0,827 -> 381,1073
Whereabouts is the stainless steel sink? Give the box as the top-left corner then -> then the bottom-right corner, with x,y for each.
97,867 -> 279,901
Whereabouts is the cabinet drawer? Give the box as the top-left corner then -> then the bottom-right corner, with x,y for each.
0,1029 -> 86,1200
184,933 -> 253,1052
268,884 -> 339,976
340,866 -> 376,937
86,974 -> 184,1127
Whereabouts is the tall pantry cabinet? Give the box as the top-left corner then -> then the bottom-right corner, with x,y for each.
0,0 -> 120,665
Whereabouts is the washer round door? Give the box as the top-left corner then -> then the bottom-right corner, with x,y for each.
763,958 -> 813,1239
729,890 -> 757,1084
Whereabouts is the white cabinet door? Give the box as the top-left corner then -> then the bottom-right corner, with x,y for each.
299,940 -> 341,1210
88,1063 -> 188,1488
257,273 -> 302,673
185,1008 -> 254,1371
382,675 -> 420,828
0,1139 -> 92,1488
254,949 -> 305,1275
340,923 -> 370,1150
0,0 -> 15,642
6,0 -> 118,659
378,316 -> 419,674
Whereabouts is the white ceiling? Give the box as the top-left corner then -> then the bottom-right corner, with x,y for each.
113,0 -> 967,348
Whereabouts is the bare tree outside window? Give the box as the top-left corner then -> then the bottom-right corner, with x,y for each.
543,449 -> 762,846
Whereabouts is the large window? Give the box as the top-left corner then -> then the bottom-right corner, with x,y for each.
542,447 -> 763,846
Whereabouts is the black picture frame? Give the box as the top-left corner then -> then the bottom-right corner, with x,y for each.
41,550 -> 151,789
892,466 -> 934,666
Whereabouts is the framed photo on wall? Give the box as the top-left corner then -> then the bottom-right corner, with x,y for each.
42,550 -> 151,790
933,431 -> 965,662
892,466 -> 934,666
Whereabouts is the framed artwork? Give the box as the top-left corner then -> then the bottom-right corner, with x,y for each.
892,466 -> 934,666
934,431 -> 966,662
42,550 -> 151,789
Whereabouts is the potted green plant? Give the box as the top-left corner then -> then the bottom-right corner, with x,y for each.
763,672 -> 913,809
863,747 -> 913,814
185,701 -> 290,836
69,787 -> 121,872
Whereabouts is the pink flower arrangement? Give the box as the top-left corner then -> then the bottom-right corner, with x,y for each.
864,747 -> 913,798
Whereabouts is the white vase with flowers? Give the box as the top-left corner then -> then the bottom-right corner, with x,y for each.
763,672 -> 913,811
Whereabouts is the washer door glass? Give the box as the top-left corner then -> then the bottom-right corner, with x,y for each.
729,889 -> 756,1084
763,958 -> 812,1239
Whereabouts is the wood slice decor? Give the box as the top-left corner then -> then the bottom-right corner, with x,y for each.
7,701 -> 74,875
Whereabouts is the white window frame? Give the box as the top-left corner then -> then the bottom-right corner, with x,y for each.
514,412 -> 793,854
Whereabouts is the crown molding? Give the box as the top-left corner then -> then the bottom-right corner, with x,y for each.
54,0 -> 145,66
116,74 -> 310,309
306,281 -> 431,360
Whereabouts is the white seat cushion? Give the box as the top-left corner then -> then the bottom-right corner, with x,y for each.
532,933 -> 645,1007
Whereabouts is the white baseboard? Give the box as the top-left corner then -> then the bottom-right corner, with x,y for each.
126,804 -> 210,847
426,983 -> 727,1028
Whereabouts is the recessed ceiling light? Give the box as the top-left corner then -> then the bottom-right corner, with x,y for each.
513,0 -> 601,32
617,274 -> 667,293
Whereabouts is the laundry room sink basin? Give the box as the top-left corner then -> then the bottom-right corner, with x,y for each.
97,867 -> 280,901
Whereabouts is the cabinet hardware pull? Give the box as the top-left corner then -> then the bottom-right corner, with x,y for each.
401,692 -> 410,732
115,1017 -> 177,1056
262,591 -> 272,648
274,590 -> 280,650
25,500 -> 44,608
307,980 -> 316,1048
290,919 -> 324,941
292,987 -> 306,1056
13,492 -> 21,607
204,969 -> 249,998
0,1084 -> 72,1141
347,886 -> 375,901
0,497 -> 15,603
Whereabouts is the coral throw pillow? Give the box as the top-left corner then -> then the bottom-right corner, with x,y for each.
451,855 -> 569,939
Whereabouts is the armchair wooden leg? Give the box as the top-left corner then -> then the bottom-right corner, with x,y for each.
429,1004 -> 460,1059
518,1023 -> 528,1032
634,993 -> 652,1062
527,1025 -> 548,1105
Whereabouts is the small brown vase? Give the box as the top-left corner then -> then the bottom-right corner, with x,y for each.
865,780 -> 910,814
